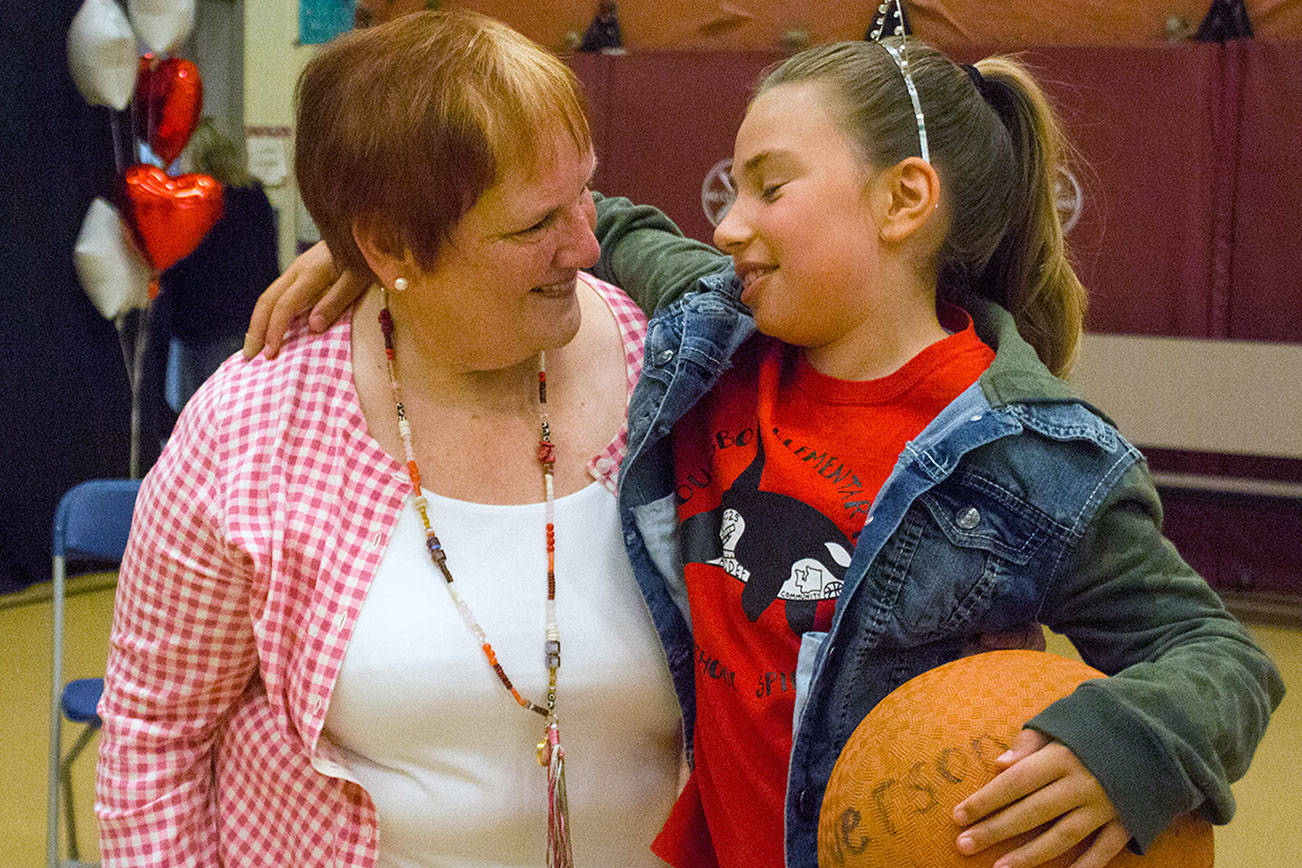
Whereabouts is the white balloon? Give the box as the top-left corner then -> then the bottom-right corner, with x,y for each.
75,198 -> 153,320
127,0 -> 196,54
67,0 -> 138,111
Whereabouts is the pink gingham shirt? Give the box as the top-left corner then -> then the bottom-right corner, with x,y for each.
96,275 -> 647,866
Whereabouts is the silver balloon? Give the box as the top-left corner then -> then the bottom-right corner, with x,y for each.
75,198 -> 153,320
127,0 -> 197,54
67,0 -> 138,111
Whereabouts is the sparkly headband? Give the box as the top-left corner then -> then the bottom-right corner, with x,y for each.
869,0 -> 929,162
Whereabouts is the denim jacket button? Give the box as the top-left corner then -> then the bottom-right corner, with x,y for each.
796,786 -> 816,820
957,507 -> 981,529
657,348 -> 675,364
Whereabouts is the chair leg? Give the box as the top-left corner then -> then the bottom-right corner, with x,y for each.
59,724 -> 99,862
49,559 -> 67,868
61,768 -> 78,863
47,714 -> 61,868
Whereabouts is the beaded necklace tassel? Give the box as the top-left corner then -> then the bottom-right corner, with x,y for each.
381,300 -> 572,866
535,362 -> 573,868
543,718 -> 572,868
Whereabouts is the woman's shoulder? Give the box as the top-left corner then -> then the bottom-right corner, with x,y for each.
217,316 -> 346,384
580,271 -> 647,380
581,271 -> 647,331
177,319 -> 356,455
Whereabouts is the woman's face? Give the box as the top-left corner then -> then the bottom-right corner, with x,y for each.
400,138 -> 599,371
713,81 -> 887,351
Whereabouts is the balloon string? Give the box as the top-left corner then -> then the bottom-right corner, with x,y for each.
127,57 -> 139,166
146,56 -> 157,166
147,56 -> 153,163
112,314 -> 137,478
108,112 -> 126,177
128,302 -> 153,480
113,316 -> 132,385
142,55 -> 149,165
131,54 -> 157,168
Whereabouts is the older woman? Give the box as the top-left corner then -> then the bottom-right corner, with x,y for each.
95,11 -> 682,867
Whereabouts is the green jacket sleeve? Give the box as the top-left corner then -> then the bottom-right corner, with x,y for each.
1029,461 -> 1285,850
592,192 -> 729,315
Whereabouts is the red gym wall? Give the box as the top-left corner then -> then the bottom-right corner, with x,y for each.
570,41 -> 1302,346
461,1 -> 1302,52
461,2 -> 1302,611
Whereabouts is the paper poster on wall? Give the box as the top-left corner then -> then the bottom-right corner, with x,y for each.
300,0 -> 353,45
245,126 -> 293,187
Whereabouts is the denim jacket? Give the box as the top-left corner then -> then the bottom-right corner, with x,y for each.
593,196 -> 1283,867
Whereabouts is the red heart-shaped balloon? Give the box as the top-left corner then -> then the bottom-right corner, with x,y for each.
134,56 -> 203,164
122,165 -> 223,279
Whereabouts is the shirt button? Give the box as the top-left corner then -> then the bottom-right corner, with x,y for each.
594,456 -> 613,473
796,786 -> 816,820
957,507 -> 981,529
969,414 -> 983,422
656,349 -> 675,364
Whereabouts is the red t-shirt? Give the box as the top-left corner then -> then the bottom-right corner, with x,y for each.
654,313 -> 994,868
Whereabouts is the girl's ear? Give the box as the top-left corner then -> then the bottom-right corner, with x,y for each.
876,157 -> 942,243
352,217 -> 416,289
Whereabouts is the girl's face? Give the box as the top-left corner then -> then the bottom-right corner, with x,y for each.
714,81 -> 887,353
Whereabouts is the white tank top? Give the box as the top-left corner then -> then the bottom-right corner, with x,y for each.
323,482 -> 682,867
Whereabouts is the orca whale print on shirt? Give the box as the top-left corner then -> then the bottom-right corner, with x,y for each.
680,434 -> 854,636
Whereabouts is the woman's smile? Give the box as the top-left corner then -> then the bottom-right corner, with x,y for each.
531,276 -> 580,298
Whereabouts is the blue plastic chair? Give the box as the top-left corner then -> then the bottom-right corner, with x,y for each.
46,479 -> 140,868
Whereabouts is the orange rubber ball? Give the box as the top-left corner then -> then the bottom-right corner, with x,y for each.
817,650 -> 1213,867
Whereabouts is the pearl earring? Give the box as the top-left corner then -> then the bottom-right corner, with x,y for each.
393,277 -> 409,292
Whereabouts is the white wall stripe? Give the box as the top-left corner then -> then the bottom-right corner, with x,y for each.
1068,334 -> 1302,460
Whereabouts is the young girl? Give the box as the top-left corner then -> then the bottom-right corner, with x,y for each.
248,37 -> 1282,868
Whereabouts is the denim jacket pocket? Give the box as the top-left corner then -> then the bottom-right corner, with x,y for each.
883,474 -> 1052,642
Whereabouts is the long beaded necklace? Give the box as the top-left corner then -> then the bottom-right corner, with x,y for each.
379,294 -> 573,867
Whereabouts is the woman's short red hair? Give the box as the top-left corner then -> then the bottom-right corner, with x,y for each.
295,9 -> 591,276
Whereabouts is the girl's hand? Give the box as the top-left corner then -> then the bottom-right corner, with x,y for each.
952,729 -> 1130,868
242,241 -> 370,360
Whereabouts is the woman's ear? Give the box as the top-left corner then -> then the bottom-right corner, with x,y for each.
876,157 -> 942,243
351,216 -> 415,289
